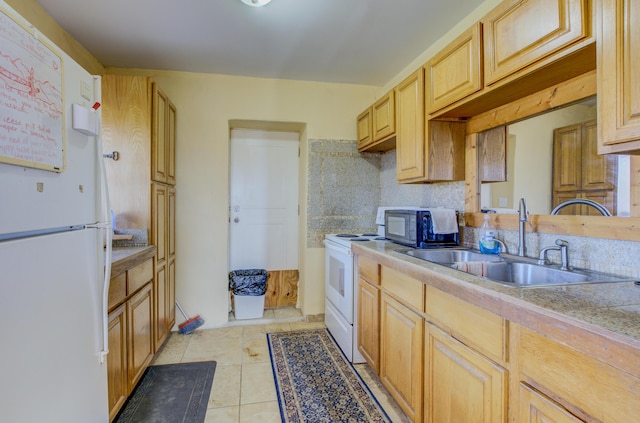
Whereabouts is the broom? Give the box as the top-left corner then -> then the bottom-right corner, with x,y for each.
176,301 -> 204,334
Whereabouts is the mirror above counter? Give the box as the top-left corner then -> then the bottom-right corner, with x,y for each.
479,97 -> 633,217
463,71 -> 640,242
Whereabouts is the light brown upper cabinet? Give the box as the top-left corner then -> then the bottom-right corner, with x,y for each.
478,126 -> 507,183
483,0 -> 591,86
357,91 -> 396,153
357,107 -> 373,150
372,91 -> 396,142
151,84 -> 176,185
425,23 -> 483,114
597,0 -> 640,153
396,69 -> 426,182
396,69 -> 466,183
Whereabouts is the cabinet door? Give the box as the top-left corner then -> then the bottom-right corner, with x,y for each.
357,107 -> 373,150
154,258 -> 168,349
152,84 -> 168,183
396,69 -> 426,182
553,123 -> 583,193
167,100 -> 176,185
380,293 -> 423,423
427,120 -> 467,182
519,384 -> 584,423
152,183 -> 167,265
598,0 -> 640,151
128,283 -> 154,391
152,182 -> 172,347
581,120 -> 617,191
372,91 -> 395,141
357,278 -> 380,373
167,186 -> 176,329
478,126 -> 507,183
425,325 -> 507,423
425,23 -> 482,113
483,0 -> 589,85
107,304 -> 127,421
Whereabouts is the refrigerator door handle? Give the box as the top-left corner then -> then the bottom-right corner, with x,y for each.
94,75 -> 112,364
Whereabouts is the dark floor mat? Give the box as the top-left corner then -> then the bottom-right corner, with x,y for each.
114,361 -> 216,423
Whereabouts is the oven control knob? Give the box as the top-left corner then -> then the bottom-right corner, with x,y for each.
234,217 -> 239,223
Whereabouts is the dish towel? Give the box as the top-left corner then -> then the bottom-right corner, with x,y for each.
426,208 -> 458,234
453,261 -> 488,277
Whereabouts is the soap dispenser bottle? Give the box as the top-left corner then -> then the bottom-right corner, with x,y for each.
479,215 -> 499,254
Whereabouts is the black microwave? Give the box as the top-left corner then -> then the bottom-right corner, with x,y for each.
384,209 -> 459,248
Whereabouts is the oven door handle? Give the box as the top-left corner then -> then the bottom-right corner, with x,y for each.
323,239 -> 352,256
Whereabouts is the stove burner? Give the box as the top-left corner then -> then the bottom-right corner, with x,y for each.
361,233 -> 378,237
336,234 -> 358,238
350,238 -> 370,241
374,237 -> 386,241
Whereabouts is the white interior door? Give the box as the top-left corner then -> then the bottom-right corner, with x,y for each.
229,129 -> 299,271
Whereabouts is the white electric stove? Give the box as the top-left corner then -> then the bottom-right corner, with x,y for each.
324,232 -> 386,363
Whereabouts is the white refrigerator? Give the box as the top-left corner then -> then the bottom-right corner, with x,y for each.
0,7 -> 111,422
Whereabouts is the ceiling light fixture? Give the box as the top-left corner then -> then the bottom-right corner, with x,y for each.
240,0 -> 272,7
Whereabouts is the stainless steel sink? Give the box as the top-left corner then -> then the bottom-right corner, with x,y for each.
405,248 -> 504,264
403,248 -> 633,288
482,262 -> 588,286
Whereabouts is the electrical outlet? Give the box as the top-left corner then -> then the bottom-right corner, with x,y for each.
499,197 -> 508,207
80,80 -> 91,101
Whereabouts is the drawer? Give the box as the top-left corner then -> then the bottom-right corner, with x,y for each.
127,259 -> 153,294
381,266 -> 424,312
108,273 -> 127,310
358,255 -> 380,285
425,286 -> 506,364
516,325 -> 640,422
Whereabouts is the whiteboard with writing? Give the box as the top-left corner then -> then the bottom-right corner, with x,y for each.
0,6 -> 64,172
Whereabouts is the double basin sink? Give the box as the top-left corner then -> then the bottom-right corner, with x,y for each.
404,248 -> 632,288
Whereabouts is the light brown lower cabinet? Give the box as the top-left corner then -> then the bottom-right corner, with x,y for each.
357,277 -> 380,373
514,324 -> 640,422
127,283 -> 154,389
380,293 -> 423,423
357,253 -> 640,423
107,304 -> 127,422
518,384 -> 583,423
425,324 -> 507,423
107,258 -> 155,421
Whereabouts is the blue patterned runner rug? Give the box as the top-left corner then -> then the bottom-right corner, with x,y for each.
268,329 -> 391,423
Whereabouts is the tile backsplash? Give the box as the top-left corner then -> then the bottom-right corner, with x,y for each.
380,150 -> 465,210
463,225 -> 640,278
306,139 -> 380,247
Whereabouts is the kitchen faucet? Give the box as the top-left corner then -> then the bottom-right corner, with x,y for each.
518,198 -> 528,257
550,198 -> 612,216
538,239 -> 570,270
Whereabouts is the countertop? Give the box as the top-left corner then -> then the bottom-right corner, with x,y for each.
109,245 -> 156,277
352,240 -> 640,377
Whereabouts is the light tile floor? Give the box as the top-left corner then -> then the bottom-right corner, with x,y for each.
152,307 -> 410,423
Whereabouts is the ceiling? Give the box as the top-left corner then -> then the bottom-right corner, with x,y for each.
35,0 -> 482,86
